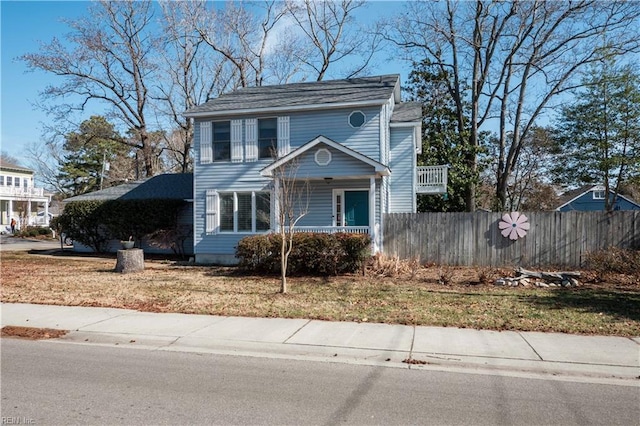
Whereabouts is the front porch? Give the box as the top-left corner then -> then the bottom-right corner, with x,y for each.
0,189 -> 52,229
284,226 -> 369,234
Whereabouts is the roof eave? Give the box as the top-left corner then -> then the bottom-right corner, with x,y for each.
261,135 -> 390,178
183,99 -> 388,119
389,121 -> 421,127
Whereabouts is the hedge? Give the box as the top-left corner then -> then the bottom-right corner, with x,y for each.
56,199 -> 187,252
236,232 -> 371,276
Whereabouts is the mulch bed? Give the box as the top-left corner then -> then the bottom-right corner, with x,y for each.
1,326 -> 68,340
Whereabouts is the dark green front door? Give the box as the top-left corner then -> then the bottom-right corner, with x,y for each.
344,191 -> 369,226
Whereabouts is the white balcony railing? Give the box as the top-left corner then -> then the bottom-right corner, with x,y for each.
284,226 -> 370,234
416,165 -> 448,194
0,186 -> 45,198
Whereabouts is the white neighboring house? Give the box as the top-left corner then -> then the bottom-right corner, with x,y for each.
0,160 -> 52,230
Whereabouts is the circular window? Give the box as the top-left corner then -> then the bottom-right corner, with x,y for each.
349,111 -> 366,128
314,148 -> 332,166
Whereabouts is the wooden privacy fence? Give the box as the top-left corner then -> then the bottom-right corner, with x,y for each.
383,211 -> 640,268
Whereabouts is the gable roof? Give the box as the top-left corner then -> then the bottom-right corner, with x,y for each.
64,173 -> 193,202
184,75 -> 400,118
0,160 -> 33,174
260,135 -> 390,178
555,184 -> 640,210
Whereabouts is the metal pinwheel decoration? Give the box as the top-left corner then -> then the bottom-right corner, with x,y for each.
498,212 -> 530,240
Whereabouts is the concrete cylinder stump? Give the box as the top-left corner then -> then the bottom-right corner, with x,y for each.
115,248 -> 144,273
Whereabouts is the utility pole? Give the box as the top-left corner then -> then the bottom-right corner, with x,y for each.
100,152 -> 110,190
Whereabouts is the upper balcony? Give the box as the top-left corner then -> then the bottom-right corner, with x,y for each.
0,186 -> 45,198
416,165 -> 448,194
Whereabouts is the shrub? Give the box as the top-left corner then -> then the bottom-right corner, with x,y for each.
585,247 -> 640,276
16,226 -> 52,238
56,199 -> 187,253
56,201 -> 110,252
236,232 -> 371,276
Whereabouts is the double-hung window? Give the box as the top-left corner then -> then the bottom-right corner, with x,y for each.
211,191 -> 271,233
212,121 -> 231,161
258,118 -> 278,159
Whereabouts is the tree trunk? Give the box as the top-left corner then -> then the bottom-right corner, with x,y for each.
280,236 -> 287,294
115,248 -> 144,273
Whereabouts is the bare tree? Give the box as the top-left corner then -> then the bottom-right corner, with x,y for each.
21,0 -> 162,177
484,126 -> 557,211
195,1 -> 289,88
155,0 -> 237,173
287,0 -> 380,80
385,0 -> 640,211
0,153 -> 21,166
271,163 -> 310,294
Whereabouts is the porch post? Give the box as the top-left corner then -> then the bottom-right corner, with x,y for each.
27,199 -> 32,226
273,177 -> 280,232
8,200 -> 13,226
44,199 -> 50,226
369,176 -> 377,253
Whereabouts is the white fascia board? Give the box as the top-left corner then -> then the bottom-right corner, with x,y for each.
617,193 -> 640,208
261,135 -> 390,177
389,122 -> 421,128
183,99 -> 388,119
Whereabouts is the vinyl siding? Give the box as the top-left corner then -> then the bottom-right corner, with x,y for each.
389,127 -> 416,213
192,101 -> 389,259
288,107 -> 382,160
291,143 -> 378,179
194,118 -> 273,255
297,178 -> 380,227
559,192 -> 640,211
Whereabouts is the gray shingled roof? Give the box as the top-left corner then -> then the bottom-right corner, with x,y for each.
184,75 -> 400,117
0,160 -> 33,174
554,185 -> 595,209
65,173 -> 193,202
391,102 -> 422,123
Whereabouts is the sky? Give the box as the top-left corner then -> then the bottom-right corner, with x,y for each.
0,0 -> 411,166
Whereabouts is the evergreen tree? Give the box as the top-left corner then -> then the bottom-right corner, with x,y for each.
58,116 -> 129,196
405,60 -> 481,212
552,61 -> 640,211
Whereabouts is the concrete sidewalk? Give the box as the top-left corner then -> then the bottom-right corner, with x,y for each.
2,303 -> 638,384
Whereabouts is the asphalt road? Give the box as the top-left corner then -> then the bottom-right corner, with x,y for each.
0,234 -> 62,251
1,339 -> 638,425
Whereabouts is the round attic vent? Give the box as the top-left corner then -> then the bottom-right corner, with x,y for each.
315,148 -> 332,166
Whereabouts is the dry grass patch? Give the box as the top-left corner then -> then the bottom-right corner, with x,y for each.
1,252 -> 639,336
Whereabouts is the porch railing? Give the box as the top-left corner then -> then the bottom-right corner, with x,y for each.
0,186 -> 45,197
284,226 -> 370,234
416,165 -> 448,194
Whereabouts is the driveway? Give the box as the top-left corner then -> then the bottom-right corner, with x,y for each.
0,234 -> 62,252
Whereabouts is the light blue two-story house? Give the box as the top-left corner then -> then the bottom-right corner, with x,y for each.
184,75 -> 447,264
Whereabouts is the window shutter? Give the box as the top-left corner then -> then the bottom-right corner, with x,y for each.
205,189 -> 218,234
231,119 -> 243,162
277,116 -> 290,158
200,122 -> 212,164
245,119 -> 258,162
